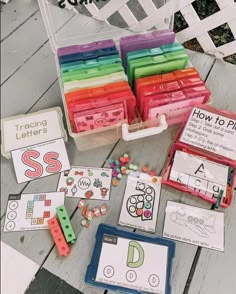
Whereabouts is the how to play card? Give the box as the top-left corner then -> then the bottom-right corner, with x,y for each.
57,166 -> 112,200
3,192 -> 64,232
119,173 -> 161,232
163,201 -> 224,251
95,235 -> 168,294
11,138 -> 70,184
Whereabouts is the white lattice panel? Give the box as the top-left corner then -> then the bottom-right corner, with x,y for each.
55,0 -> 236,59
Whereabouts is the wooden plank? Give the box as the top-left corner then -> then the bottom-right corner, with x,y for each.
1,6 -> 73,85
185,49 -> 215,80
205,60 -> 236,111
1,0 -> 39,41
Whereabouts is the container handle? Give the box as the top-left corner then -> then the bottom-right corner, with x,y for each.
122,115 -> 168,141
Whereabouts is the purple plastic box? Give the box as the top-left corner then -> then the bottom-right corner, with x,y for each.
57,39 -> 116,57
120,29 -> 175,70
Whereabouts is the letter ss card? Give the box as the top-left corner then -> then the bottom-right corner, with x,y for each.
11,138 -> 70,184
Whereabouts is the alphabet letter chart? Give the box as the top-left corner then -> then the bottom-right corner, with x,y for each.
11,138 -> 70,184
95,235 -> 168,294
4,192 -> 64,232
169,150 -> 229,199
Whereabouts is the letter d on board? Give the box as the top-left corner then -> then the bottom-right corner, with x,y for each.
127,241 -> 144,268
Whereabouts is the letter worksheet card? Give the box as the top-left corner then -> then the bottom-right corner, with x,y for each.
11,138 -> 70,184
163,201 -> 224,251
95,235 -> 168,294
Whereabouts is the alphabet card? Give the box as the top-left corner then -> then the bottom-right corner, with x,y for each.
169,150 -> 229,199
119,173 -> 161,232
86,224 -> 175,294
3,192 -> 64,232
163,201 -> 225,251
11,138 -> 70,184
57,166 -> 112,200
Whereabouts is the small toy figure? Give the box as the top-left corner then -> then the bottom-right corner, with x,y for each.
85,190 -> 94,199
100,187 -> 109,198
64,170 -> 70,177
71,185 -> 78,196
59,187 -> 68,195
93,178 -> 102,188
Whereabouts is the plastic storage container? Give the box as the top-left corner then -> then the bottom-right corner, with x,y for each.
38,0 -> 211,151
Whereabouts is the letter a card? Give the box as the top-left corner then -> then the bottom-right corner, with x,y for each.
119,173 -> 161,232
11,138 -> 70,184
85,224 -> 175,294
57,166 -> 112,201
3,192 -> 64,232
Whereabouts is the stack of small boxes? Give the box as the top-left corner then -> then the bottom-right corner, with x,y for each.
58,40 -> 136,133
48,205 -> 76,257
120,30 -> 211,125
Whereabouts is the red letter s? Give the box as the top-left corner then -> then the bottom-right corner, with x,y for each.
22,150 -> 43,178
43,152 -> 62,173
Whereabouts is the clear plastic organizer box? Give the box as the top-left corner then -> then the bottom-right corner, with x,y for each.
38,0 -> 212,151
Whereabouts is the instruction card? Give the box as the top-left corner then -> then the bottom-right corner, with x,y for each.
96,235 -> 168,294
3,192 -> 64,232
119,173 -> 161,232
169,150 -> 229,199
11,138 -> 70,184
57,166 -> 112,200
180,107 -> 236,160
163,201 -> 224,251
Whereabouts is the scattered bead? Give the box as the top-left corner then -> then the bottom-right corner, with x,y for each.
112,179 -> 119,187
109,159 -> 114,164
116,168 -> 121,173
124,154 -> 129,158
81,220 -> 89,228
152,177 -> 159,184
126,170 -> 131,175
112,170 -> 118,177
110,162 -> 116,169
142,166 -> 149,173
129,164 -> 134,170
82,206 -> 88,217
133,165 -> 138,171
119,157 -> 126,163
100,205 -> 107,215
117,174 -> 122,179
120,162 -> 126,166
149,170 -> 156,177
115,160 -> 120,166
121,168 -> 127,174
78,199 -> 86,209
125,157 -> 130,163
93,208 -> 101,217
85,211 -> 94,221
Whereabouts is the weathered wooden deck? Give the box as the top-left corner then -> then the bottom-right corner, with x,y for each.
1,1 -> 236,294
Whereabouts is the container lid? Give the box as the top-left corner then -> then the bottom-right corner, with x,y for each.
1,107 -> 68,159
38,0 -> 174,53
176,105 -> 236,162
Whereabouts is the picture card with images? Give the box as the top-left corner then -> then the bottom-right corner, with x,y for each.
57,166 -> 112,201
163,201 -> 224,251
